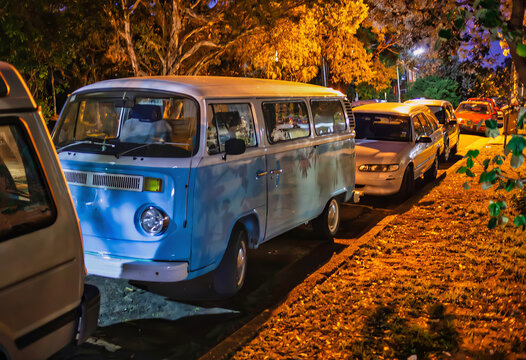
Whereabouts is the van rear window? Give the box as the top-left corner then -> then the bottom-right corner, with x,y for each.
0,118 -> 56,241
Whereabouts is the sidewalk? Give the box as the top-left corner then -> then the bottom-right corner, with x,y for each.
204,135 -> 526,360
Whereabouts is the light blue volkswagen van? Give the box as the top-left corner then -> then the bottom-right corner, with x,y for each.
52,76 -> 357,297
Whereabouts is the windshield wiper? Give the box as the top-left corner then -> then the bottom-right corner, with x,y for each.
56,139 -> 116,153
115,141 -> 189,158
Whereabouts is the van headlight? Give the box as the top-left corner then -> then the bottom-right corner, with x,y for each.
359,164 -> 400,172
140,206 -> 169,235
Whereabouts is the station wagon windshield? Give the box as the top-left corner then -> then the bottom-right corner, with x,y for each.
354,113 -> 411,142
53,91 -> 199,157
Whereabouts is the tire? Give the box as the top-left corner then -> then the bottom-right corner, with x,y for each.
450,135 -> 459,155
440,138 -> 450,162
396,165 -> 415,201
312,197 -> 340,242
424,153 -> 439,182
212,225 -> 248,297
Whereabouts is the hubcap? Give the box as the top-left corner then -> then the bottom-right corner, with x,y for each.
236,240 -> 247,287
327,199 -> 339,234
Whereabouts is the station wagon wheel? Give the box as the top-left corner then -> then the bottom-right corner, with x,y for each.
451,134 -> 459,155
213,225 -> 248,297
313,197 -> 340,242
396,165 -> 415,202
441,138 -> 450,162
424,152 -> 439,182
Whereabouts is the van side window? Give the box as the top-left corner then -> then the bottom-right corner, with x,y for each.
262,101 -> 310,143
207,103 -> 257,154
310,99 -> 346,135
0,118 -> 56,241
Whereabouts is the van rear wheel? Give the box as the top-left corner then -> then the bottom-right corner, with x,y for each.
312,197 -> 340,242
213,225 -> 248,297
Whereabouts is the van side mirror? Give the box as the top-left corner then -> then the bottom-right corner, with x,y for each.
417,136 -> 432,143
223,138 -> 246,160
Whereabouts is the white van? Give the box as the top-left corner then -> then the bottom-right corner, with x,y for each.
52,76 -> 358,297
0,62 -> 99,360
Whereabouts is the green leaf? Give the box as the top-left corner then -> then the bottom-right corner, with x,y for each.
466,168 -> 476,177
485,127 -> 500,138
481,181 -> 493,190
467,157 -> 474,168
505,180 -> 515,192
488,201 -> 501,217
439,28 -> 452,39
466,149 -> 480,158
517,44 -> 526,57
517,180 -> 525,189
492,155 -> 504,165
483,159 -> 490,170
457,166 -> 467,174
485,119 -> 498,129
500,216 -> 508,225
506,135 -> 526,156
463,182 -> 471,190
510,154 -> 524,168
488,217 -> 498,229
514,214 -> 526,227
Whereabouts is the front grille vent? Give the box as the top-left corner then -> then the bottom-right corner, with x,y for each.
63,170 -> 143,192
64,171 -> 88,185
343,98 -> 355,129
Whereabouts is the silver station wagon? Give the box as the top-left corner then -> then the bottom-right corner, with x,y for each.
353,102 -> 444,200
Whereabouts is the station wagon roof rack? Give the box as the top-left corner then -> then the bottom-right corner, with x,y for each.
0,61 -> 37,112
74,76 -> 345,99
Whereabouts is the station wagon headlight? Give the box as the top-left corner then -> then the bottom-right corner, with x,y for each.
359,164 -> 400,172
140,206 -> 169,235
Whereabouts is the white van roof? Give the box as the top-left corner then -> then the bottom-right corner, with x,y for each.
0,61 -> 37,111
73,76 -> 345,99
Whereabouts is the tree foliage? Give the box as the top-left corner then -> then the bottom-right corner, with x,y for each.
405,75 -> 461,106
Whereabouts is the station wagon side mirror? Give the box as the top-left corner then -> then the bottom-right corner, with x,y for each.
417,136 -> 432,144
223,138 -> 246,160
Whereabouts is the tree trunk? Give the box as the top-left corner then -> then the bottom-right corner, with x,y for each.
507,0 -> 526,86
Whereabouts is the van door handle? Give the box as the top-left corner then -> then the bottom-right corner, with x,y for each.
256,171 -> 268,179
270,169 -> 283,175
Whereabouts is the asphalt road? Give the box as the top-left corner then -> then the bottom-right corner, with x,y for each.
51,133 -> 484,360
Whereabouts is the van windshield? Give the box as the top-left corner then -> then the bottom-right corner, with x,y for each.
53,91 -> 199,157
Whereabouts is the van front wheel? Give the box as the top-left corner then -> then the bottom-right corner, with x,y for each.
312,197 -> 340,242
213,226 -> 248,297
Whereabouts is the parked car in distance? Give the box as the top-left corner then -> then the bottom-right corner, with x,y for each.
353,102 -> 443,201
52,76 -> 358,299
468,97 -> 502,126
0,62 -> 100,360
405,98 -> 460,162
455,101 -> 495,134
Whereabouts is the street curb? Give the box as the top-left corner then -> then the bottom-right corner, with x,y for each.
198,135 -> 495,360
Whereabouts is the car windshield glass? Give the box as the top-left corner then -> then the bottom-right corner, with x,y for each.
53,91 -> 199,158
457,103 -> 490,115
354,113 -> 411,141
